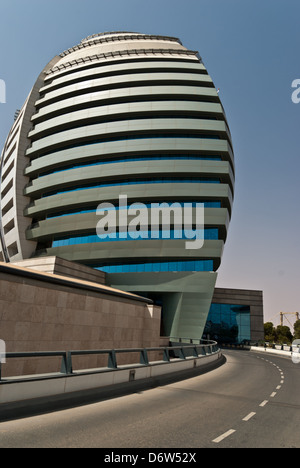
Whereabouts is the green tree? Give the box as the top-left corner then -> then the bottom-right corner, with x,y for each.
264,322 -> 276,342
293,320 -> 300,340
275,325 -> 293,344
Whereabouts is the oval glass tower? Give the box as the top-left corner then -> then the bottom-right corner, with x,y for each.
0,32 -> 234,338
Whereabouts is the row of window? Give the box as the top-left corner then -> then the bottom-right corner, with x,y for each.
31,114 -> 220,143
33,133 -> 222,159
42,177 -> 221,199
43,68 -> 210,96
45,56 -> 203,83
33,96 -> 221,128
46,201 -> 222,220
52,228 -> 219,247
38,154 -> 222,178
94,259 -> 214,273
43,61 -> 207,93
37,77 -> 216,108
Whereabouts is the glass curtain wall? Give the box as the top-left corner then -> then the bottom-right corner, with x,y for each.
203,303 -> 251,344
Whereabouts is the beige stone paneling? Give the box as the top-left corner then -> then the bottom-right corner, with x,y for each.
0,263 -> 161,377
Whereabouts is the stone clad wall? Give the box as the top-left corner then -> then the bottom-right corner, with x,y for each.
13,256 -> 106,284
0,263 -> 161,377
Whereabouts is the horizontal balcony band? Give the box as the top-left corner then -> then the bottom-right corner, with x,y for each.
26,119 -> 230,158
36,72 -> 214,108
59,34 -> 183,58
24,160 -> 234,198
37,201 -> 226,221
25,155 -> 226,179
25,138 -> 234,177
31,85 -> 220,124
40,60 -> 208,94
25,207 -> 230,241
26,200 -> 229,221
45,49 -> 201,79
24,183 -> 234,218
28,101 -> 226,141
74,260 -> 219,274
29,229 -> 224,247
39,238 -> 224,265
26,180 -> 231,203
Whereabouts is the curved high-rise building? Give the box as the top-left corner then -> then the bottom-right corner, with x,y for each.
0,32 -> 234,338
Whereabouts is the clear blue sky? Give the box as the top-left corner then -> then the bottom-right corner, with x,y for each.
0,0 -> 299,327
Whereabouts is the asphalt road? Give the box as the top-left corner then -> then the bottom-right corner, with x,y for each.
0,349 -> 299,448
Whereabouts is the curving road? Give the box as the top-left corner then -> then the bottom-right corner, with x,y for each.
0,349 -> 299,448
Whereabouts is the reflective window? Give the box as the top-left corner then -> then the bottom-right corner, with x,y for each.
203,303 -> 251,344
52,228 -> 219,247
94,259 -> 214,273
47,201 -> 221,219
39,155 -> 222,178
42,177 -> 221,198
40,133 -> 222,158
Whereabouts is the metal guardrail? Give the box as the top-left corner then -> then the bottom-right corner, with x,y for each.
0,338 -> 220,383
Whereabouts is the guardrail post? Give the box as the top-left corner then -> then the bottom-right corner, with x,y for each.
108,350 -> 117,369
61,351 -> 73,375
179,347 -> 186,360
140,349 -> 149,366
163,349 -> 170,362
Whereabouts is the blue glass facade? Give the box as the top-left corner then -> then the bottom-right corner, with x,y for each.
39,155 -> 222,178
203,303 -> 251,344
47,201 -> 222,219
42,177 -> 221,198
52,228 -> 219,247
95,259 -> 214,273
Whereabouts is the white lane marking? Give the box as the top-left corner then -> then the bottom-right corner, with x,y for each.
259,400 -> 268,407
242,412 -> 256,421
280,380 -> 284,384
276,385 -> 281,390
212,429 -> 236,443
270,392 -> 277,398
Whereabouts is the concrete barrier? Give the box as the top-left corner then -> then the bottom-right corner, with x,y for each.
249,346 -> 292,357
0,351 -> 224,421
